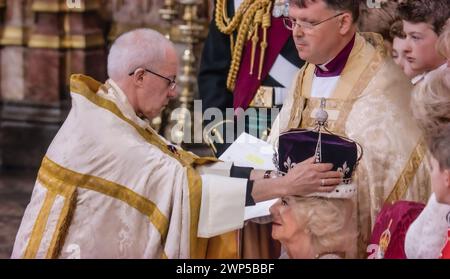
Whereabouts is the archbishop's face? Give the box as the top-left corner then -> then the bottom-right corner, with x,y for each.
136,48 -> 178,120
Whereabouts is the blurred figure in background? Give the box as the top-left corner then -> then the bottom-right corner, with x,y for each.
405,68 -> 450,259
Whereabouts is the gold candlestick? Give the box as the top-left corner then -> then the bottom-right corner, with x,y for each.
159,0 -> 178,39
159,0 -> 178,22
170,0 -> 204,144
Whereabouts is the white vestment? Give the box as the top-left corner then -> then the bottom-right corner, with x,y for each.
11,75 -> 247,259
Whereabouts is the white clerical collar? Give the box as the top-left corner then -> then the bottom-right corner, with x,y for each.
435,63 -> 448,73
411,63 -> 447,85
411,73 -> 426,85
317,58 -> 333,72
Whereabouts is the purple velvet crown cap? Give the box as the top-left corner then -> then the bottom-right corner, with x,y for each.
278,129 -> 358,182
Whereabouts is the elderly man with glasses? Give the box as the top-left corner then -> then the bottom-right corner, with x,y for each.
11,28 -> 343,259
267,0 -> 431,258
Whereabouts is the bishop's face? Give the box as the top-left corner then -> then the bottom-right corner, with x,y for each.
289,1 -> 346,65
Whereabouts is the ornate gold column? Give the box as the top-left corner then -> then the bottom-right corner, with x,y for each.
108,0 -> 166,42
1,0 -> 107,169
0,0 -> 29,101
26,0 -> 106,103
0,0 -> 5,99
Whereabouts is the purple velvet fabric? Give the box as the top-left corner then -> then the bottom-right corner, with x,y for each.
368,201 -> 425,259
315,35 -> 355,78
278,129 -> 358,182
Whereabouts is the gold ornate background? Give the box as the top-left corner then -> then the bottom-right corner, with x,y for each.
0,0 -> 213,169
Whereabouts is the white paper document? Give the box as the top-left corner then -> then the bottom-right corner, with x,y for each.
219,132 -> 278,221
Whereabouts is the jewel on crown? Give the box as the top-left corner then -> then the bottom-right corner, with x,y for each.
276,97 -> 362,199
313,98 -> 328,164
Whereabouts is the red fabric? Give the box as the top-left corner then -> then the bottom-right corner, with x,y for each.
440,230 -> 450,259
368,201 -> 425,259
233,17 -> 291,111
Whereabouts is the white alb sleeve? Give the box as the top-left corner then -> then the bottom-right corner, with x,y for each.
197,175 -> 247,238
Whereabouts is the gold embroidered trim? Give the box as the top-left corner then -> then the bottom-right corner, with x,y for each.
288,34 -> 387,135
187,168 -> 208,259
23,191 -> 57,259
38,157 -> 170,246
70,75 -> 217,168
333,45 -> 386,134
287,65 -> 308,129
68,74 -> 212,258
385,140 -> 427,204
45,184 -> 77,259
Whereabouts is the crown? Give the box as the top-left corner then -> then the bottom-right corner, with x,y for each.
274,98 -> 362,199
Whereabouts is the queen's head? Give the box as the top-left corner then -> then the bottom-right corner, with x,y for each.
269,195 -> 355,259
272,100 -> 362,259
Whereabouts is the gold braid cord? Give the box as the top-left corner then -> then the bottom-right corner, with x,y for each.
215,0 -> 273,92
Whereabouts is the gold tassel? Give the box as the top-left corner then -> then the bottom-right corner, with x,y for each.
250,8 -> 264,75
215,0 -> 273,92
258,2 -> 272,80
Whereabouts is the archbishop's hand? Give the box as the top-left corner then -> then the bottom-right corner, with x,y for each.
282,156 -> 343,196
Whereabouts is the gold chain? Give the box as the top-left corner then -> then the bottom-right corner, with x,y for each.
215,0 -> 255,34
215,0 -> 273,92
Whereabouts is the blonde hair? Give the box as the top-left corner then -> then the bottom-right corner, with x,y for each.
412,68 -> 450,169
412,68 -> 450,134
292,197 -> 355,258
437,20 -> 450,59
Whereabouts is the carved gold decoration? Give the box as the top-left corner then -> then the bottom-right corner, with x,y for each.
28,34 -> 105,49
159,0 -> 178,23
0,26 -> 27,46
29,1 -> 104,49
159,0 -> 182,41
108,22 -> 169,42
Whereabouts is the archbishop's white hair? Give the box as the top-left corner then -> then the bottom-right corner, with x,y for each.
107,28 -> 175,81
